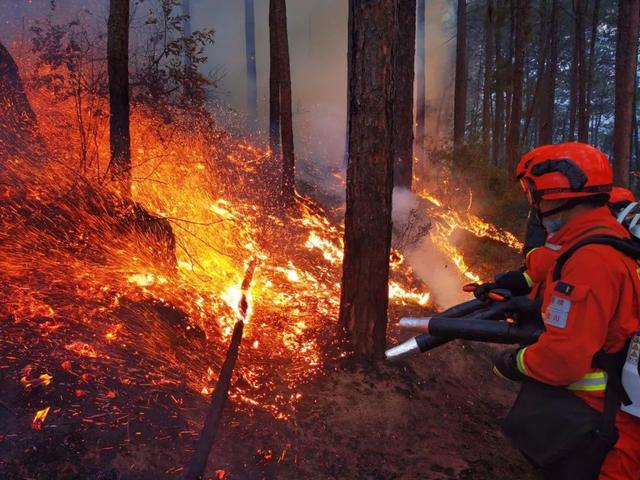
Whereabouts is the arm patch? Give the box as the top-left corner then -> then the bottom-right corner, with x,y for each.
554,281 -> 575,295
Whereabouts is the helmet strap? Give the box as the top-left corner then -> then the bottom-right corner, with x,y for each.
537,197 -> 593,219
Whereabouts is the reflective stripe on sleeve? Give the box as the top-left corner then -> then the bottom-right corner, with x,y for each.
567,371 -> 607,392
523,271 -> 534,288
516,348 -> 528,375
525,247 -> 540,259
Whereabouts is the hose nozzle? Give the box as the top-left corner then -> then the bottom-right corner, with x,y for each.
399,317 -> 431,332
385,337 -> 421,362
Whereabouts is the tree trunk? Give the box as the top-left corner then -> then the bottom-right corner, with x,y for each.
339,0 -> 398,360
107,0 -> 131,195
585,0 -> 600,144
269,0 -> 281,160
393,0 -> 416,190
576,0 -> 588,142
613,0 -> 640,187
453,0 -> 468,148
0,41 -> 41,158
273,0 -> 295,205
568,0 -> 587,142
415,0 -> 426,168
505,0 -> 528,174
537,0 -> 557,145
183,0 -> 192,68
492,1 -> 505,165
245,0 -> 257,128
482,0 -> 495,159
522,0 -> 549,146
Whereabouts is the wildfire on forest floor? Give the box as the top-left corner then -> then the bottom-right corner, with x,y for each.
0,48 -> 523,477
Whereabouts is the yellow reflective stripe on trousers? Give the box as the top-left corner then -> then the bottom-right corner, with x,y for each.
567,371 -> 607,392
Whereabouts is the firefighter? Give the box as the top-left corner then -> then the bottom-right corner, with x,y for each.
492,142 -> 640,479
474,187 -> 637,300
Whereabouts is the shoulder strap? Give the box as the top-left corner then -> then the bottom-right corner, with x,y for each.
552,235 -> 640,281
592,343 -> 633,438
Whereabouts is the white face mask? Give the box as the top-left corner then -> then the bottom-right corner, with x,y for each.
542,217 -> 564,234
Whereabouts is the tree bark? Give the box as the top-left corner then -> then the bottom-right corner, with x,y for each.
506,0 -> 528,174
245,0 -> 257,128
482,0 -> 495,158
339,0 -> 398,360
492,0 -> 505,165
576,0 -> 588,142
613,0 -> 640,187
107,0 -> 131,195
537,0 -> 557,145
393,0 -> 416,189
585,0 -> 600,144
270,0 -> 295,205
269,0 -> 281,160
415,0 -> 426,167
453,0 -> 468,148
522,0 -> 549,146
0,41 -> 40,158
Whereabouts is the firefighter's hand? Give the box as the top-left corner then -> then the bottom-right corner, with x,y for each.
492,348 -> 526,382
466,271 -> 531,300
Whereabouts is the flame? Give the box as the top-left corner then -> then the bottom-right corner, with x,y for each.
0,46 -> 524,431
417,190 -> 522,282
32,407 -> 50,430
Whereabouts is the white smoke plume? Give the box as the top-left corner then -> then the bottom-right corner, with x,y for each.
393,188 -> 470,309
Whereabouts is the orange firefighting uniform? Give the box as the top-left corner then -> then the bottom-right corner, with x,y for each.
515,207 -> 640,479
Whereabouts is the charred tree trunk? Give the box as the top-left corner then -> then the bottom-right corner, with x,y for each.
269,0 -> 281,160
585,0 -> 600,144
415,0 -> 426,168
0,41 -> 41,159
269,0 -> 295,206
613,0 -> 640,187
522,0 -> 549,145
493,1 -> 505,165
482,0 -> 495,158
183,0 -> 192,68
453,0 -> 468,148
576,0 -> 588,142
182,0 -> 193,98
339,0 -> 398,360
506,0 -> 528,174
107,0 -> 131,195
245,0 -> 257,127
393,0 -> 416,189
537,0 -> 557,145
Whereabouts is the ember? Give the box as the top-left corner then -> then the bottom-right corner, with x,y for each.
31,407 -> 50,430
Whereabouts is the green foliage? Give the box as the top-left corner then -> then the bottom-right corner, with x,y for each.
426,142 -> 529,234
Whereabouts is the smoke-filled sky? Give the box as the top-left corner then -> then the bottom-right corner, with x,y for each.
1,0 -> 455,180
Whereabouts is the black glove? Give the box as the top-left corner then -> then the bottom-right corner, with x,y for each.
471,270 -> 531,300
523,208 -> 547,257
492,348 -> 526,381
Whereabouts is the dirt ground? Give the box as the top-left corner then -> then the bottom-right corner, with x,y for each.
204,339 -> 540,480
0,334 -> 540,480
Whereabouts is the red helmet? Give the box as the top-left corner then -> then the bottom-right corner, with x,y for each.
516,142 -> 612,205
609,186 -> 635,205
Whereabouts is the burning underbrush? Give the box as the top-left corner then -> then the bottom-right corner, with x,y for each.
0,43 -> 528,478
0,60 -> 438,476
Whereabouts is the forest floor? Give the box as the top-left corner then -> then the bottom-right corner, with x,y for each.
0,231 -> 539,480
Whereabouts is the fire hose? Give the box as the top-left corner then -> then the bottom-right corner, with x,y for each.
185,259 -> 256,480
385,293 -> 543,362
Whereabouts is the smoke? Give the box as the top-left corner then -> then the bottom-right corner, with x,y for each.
393,188 -> 470,309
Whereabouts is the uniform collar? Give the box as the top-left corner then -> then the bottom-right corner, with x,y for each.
547,206 -> 629,248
